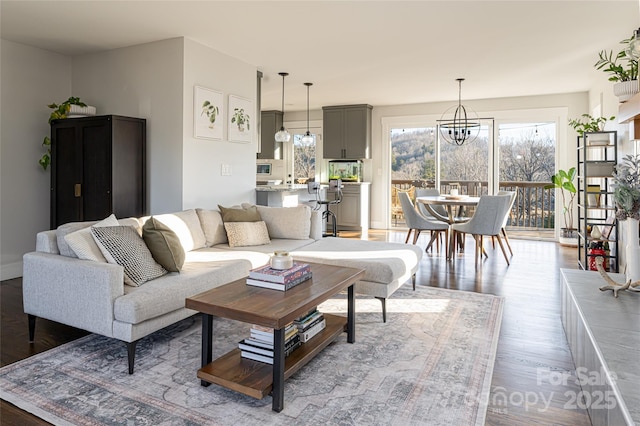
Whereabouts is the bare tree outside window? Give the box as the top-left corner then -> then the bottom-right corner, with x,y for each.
294,134 -> 316,183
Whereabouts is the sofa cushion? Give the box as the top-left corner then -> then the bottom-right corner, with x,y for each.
196,208 -> 228,246
63,214 -> 119,261
147,209 -> 206,252
291,237 -> 423,284
142,217 -> 185,272
113,258 -> 252,325
218,205 -> 261,222
224,221 -> 270,247
255,205 -> 312,240
92,225 -> 167,286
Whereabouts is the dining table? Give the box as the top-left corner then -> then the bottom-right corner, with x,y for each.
416,195 -> 480,259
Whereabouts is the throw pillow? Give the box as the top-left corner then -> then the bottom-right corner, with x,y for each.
64,214 -> 120,262
224,221 -> 270,247
196,208 -> 228,246
256,205 -> 312,240
218,205 -> 262,222
142,217 -> 186,272
91,225 -> 167,286
151,209 -> 207,251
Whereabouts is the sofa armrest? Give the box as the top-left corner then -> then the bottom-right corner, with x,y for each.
309,209 -> 322,240
36,230 -> 58,254
22,252 -> 125,338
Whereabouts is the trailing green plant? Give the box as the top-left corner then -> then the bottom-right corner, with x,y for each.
568,114 -> 616,136
231,107 -> 250,131
39,97 -> 87,170
594,36 -> 638,82
544,167 -> 577,230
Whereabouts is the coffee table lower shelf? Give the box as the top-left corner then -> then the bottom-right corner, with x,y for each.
197,313 -> 346,400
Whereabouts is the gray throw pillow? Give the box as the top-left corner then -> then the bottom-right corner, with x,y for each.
92,226 -> 167,286
218,205 -> 262,222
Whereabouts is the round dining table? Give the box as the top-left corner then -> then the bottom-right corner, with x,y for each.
416,195 -> 480,259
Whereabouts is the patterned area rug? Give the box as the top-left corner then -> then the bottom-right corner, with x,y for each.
0,286 -> 503,426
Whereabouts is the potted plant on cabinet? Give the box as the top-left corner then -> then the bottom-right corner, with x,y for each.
545,167 -> 578,246
594,34 -> 639,102
39,96 -> 94,170
568,114 -> 616,145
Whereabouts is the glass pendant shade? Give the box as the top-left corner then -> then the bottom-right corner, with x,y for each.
300,82 -> 313,144
275,72 -> 291,143
275,127 -> 291,142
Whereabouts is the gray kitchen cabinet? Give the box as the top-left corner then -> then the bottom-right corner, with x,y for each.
258,110 -> 283,159
322,104 -> 372,159
330,183 -> 370,231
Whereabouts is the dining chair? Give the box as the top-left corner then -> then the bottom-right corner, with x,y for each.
495,190 -> 517,255
398,191 -> 449,253
451,194 -> 513,265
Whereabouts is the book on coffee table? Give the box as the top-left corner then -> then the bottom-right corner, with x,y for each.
246,272 -> 312,291
248,262 -> 311,284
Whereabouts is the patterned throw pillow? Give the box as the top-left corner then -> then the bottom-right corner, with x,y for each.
142,217 -> 185,272
64,214 -> 120,262
223,221 -> 270,247
91,226 -> 167,286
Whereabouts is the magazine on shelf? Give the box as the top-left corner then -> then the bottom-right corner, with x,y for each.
246,272 -> 312,291
248,262 -> 311,284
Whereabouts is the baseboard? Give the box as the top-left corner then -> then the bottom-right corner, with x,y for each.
1,261 -> 23,281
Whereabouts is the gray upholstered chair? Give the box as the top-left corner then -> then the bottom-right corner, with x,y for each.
495,190 -> 517,255
451,194 -> 513,265
398,191 -> 449,252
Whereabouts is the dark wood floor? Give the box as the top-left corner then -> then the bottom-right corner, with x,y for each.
0,230 -> 591,425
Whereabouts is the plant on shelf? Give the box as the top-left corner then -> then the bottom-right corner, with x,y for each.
201,100 -> 219,128
568,114 -> 616,137
612,154 -> 640,221
39,96 -> 87,170
545,167 -> 577,238
594,34 -> 639,101
231,107 -> 250,132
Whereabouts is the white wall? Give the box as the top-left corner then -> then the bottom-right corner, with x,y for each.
182,38 -> 258,208
72,38 -> 185,214
0,40 -> 72,280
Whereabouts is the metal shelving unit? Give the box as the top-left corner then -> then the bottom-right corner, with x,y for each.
576,130 -> 619,272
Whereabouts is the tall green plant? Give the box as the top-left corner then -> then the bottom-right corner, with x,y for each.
568,114 -> 615,136
544,168 -> 577,230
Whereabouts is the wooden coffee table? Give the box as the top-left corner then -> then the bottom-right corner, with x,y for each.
185,262 -> 365,412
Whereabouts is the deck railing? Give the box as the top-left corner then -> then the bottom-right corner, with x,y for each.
392,179 -> 555,231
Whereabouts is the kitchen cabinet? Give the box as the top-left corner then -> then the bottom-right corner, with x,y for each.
330,183 -> 370,231
576,131 -> 618,272
258,110 -> 283,159
50,115 -> 146,228
322,104 -> 372,159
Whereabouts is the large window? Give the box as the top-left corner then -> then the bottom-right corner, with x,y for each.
391,127 -> 436,182
293,133 -> 316,184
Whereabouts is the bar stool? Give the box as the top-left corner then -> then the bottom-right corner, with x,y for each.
308,179 -> 342,237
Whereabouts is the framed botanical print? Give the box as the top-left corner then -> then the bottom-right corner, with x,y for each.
194,86 -> 224,140
227,95 -> 254,143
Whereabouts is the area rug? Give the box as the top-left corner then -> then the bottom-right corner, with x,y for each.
0,286 -> 503,426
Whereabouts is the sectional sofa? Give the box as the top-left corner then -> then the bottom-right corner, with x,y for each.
22,204 -> 423,373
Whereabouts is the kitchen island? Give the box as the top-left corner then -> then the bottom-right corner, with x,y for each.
255,184 -> 316,207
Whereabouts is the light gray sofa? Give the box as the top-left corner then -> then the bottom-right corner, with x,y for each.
23,204 -> 423,373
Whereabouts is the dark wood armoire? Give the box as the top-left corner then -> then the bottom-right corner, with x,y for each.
50,115 -> 146,228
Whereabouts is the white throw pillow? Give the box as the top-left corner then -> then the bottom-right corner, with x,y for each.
91,225 -> 167,286
224,221 -> 271,247
64,214 -> 119,262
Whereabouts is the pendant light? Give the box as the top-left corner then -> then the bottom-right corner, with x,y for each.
437,78 -> 481,146
301,82 -> 314,144
274,72 -> 291,143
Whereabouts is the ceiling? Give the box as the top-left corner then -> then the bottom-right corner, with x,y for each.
1,1 -> 636,112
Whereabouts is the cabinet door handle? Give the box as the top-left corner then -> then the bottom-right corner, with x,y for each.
74,183 -> 81,197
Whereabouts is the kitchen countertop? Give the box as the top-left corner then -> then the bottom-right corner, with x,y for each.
256,182 -> 370,192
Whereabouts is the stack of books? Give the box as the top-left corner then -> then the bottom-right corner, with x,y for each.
238,323 -> 301,364
294,307 -> 326,343
246,262 -> 312,291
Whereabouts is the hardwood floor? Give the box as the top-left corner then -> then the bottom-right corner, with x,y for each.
0,231 -> 591,425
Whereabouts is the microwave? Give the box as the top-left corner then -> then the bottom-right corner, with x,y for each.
256,163 -> 272,175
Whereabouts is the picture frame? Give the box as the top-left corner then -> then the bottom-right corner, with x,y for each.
228,95 -> 254,143
194,86 -> 224,140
